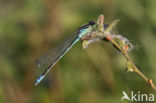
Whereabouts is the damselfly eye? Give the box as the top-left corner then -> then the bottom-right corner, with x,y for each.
89,20 -> 95,26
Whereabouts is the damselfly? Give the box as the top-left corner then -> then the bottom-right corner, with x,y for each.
34,21 -> 97,85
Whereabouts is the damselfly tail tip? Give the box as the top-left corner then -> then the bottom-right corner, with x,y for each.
34,75 -> 44,86
34,81 -> 38,86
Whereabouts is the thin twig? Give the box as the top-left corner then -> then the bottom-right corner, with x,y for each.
110,38 -> 156,91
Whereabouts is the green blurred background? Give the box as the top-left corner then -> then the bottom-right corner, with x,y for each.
0,0 -> 156,103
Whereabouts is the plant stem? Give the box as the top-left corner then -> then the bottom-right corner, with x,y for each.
85,14 -> 156,91
110,38 -> 156,91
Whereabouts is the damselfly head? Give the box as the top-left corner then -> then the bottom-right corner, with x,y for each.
89,20 -> 96,26
79,20 -> 95,30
